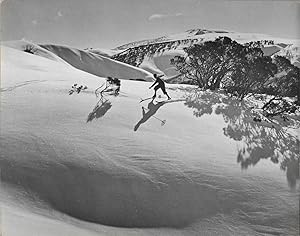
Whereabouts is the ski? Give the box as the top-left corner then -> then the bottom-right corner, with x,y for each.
139,97 -> 153,103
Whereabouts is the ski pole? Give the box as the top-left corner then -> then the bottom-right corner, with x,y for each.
142,107 -> 166,126
152,116 -> 167,126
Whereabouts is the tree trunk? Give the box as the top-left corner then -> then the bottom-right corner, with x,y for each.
297,73 -> 300,105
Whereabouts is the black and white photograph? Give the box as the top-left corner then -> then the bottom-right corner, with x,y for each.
0,0 -> 299,235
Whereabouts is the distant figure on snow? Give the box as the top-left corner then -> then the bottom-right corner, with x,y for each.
95,77 -> 121,97
149,74 -> 171,100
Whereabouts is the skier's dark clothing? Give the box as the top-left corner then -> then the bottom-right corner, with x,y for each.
149,74 -> 171,99
95,77 -> 121,97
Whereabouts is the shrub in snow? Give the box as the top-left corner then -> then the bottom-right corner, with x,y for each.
170,37 -> 278,97
265,56 -> 300,104
171,37 -> 300,113
23,44 -> 37,54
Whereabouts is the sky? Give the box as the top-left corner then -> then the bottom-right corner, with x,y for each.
1,0 -> 299,49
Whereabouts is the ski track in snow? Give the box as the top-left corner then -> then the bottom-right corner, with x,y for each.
0,79 -> 48,92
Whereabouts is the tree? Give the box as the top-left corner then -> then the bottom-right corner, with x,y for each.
170,37 -> 278,98
227,52 -> 277,99
271,56 -> 300,103
171,37 -> 246,90
258,56 -> 300,117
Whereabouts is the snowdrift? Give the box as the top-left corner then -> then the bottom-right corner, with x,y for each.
1,40 -> 69,64
40,44 -> 154,81
1,45 -> 299,235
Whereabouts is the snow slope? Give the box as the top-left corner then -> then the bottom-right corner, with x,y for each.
40,44 -> 154,81
1,45 -> 299,235
1,40 -> 154,81
84,47 -> 121,58
1,40 -> 69,64
116,29 -> 300,50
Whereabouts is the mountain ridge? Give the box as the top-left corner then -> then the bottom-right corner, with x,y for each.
108,28 -> 300,78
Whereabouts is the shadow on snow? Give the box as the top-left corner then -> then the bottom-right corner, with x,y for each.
134,99 -> 185,131
87,97 -> 112,123
183,89 -> 300,189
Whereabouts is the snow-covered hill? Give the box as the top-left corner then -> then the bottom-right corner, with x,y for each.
5,29 -> 297,83
1,41 -> 299,235
2,40 -> 70,64
1,40 -> 154,82
40,44 -> 154,81
111,28 -> 300,77
114,29 -> 233,50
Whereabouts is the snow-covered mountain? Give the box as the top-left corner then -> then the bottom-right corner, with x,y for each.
114,28 -> 299,53
109,28 -> 300,78
5,29 -> 298,82
114,29 -> 234,50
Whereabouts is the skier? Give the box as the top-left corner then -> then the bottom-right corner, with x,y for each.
95,77 -> 121,97
149,74 -> 171,100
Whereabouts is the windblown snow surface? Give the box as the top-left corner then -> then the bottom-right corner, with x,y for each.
40,44 -> 154,81
1,45 -> 299,236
